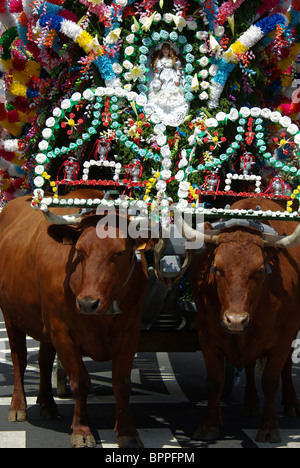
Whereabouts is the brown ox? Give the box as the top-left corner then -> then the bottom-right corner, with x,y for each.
176,198 -> 300,443
0,190 -> 155,448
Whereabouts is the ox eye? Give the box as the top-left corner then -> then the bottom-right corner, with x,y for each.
76,249 -> 85,259
114,250 -> 126,258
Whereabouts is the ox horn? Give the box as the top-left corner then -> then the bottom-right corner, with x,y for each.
263,223 -> 300,249
172,208 -> 219,244
42,209 -> 85,225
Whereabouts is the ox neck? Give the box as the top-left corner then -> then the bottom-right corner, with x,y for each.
117,252 -> 138,298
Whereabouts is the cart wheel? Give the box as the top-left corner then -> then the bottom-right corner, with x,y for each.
53,358 -> 67,398
222,358 -> 235,399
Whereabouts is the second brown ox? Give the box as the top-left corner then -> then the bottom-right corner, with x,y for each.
176,198 -> 300,443
0,190 -> 156,448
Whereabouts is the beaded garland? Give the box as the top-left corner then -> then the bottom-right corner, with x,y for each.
32,86 -> 300,218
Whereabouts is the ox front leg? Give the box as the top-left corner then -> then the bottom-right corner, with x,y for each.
194,349 -> 224,441
37,340 -> 61,419
4,317 -> 27,423
112,350 -> 143,448
52,335 -> 96,448
256,355 -> 283,443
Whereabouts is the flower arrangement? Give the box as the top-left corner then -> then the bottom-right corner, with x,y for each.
0,0 -> 299,221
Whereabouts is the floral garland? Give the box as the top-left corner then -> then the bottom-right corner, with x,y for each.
0,0 -> 299,216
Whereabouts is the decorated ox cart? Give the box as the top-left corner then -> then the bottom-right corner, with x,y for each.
0,0 -> 300,447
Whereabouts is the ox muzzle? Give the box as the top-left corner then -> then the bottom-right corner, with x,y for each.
77,297 -> 101,315
221,311 -> 251,334
77,297 -> 122,316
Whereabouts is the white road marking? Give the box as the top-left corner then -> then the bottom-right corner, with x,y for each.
0,431 -> 26,448
100,428 -> 180,448
243,429 -> 300,448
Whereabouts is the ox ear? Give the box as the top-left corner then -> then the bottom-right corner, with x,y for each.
47,225 -> 80,245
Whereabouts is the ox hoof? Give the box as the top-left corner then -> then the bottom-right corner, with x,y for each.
8,409 -> 27,423
284,405 -> 300,417
39,403 -> 62,420
255,428 -> 281,444
193,426 -> 220,441
117,436 -> 144,448
71,433 -> 97,448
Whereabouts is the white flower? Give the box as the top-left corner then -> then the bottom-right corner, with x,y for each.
178,189 -> 189,199
141,13 -> 156,32
199,91 -> 209,100
187,21 -> 197,30
34,176 -> 44,188
124,84 -> 132,92
124,72 -> 133,81
156,134 -> 167,146
53,107 -> 62,117
162,158 -> 172,169
287,124 -> 299,135
216,111 -> 226,121
105,28 -> 122,44
172,14 -> 187,32
214,26 -> 225,37
95,87 -> 105,97
250,107 -> 261,117
209,64 -> 218,76
179,181 -> 190,192
270,111 -> 281,123
199,56 -> 209,67
36,153 -> 47,164
154,123 -> 166,134
125,46 -> 134,56
228,109 -> 239,121
200,69 -> 208,79
205,118 -> 218,128
71,92 -> 81,102
240,107 -> 251,118
196,31 -> 208,40
261,108 -> 271,119
38,140 -> 49,151
294,133 -> 300,145
126,33 -> 135,44
154,13 -> 161,22
175,170 -> 185,182
177,199 -> 189,209
279,116 -> 292,128
150,113 -> 161,124
200,81 -> 210,90
42,128 -> 52,139
131,24 -> 139,33
61,99 -> 71,109
35,165 -> 44,175
115,0 -> 127,6
200,44 -> 209,54
161,170 -> 172,180
129,66 -> 145,82
123,60 -> 133,70
126,91 -> 138,102
163,13 -> 173,23
112,63 -> 123,74
136,94 -> 147,106
156,179 -> 167,191
46,117 -> 56,127
160,145 -> 171,158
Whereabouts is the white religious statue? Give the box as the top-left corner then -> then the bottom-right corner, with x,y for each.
148,42 -> 189,127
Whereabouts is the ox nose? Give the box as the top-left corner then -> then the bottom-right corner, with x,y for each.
77,297 -> 101,315
222,312 -> 250,334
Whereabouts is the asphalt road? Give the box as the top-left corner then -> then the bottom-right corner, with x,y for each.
0,312 -> 300,449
